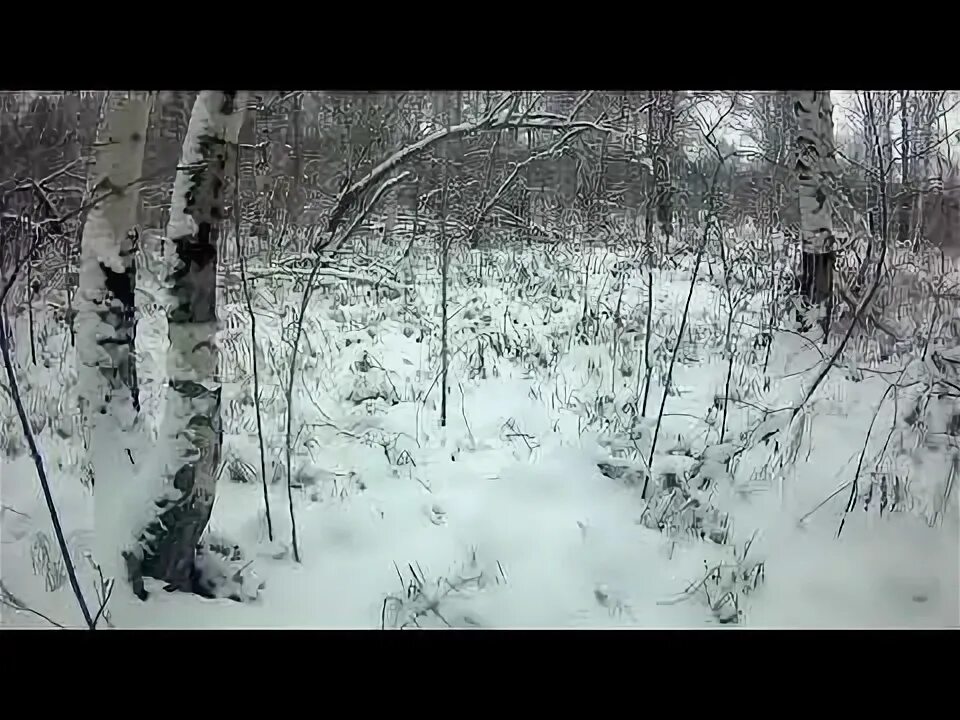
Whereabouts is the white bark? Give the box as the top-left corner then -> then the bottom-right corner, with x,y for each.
792,91 -> 836,254
76,91 -> 152,583
144,91 -> 246,590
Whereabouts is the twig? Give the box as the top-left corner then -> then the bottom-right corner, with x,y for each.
639,269 -> 654,416
0,579 -> 67,629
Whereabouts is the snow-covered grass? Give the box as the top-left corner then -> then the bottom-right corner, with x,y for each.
2,238 -> 957,629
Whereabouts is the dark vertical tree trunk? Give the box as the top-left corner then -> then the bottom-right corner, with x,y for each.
644,91 -> 655,242
654,91 -> 676,251
898,90 -> 911,244
439,91 -> 459,428
288,93 -> 302,223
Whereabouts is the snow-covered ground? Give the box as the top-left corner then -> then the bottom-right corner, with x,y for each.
2,244 -> 957,629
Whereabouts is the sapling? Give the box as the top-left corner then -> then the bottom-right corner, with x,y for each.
439,99 -> 452,428
717,240 -> 752,442
645,125 -> 731,487
283,171 -> 411,562
233,142 -> 273,542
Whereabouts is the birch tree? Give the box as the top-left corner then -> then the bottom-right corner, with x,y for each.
76,91 -> 152,585
792,90 -> 837,335
136,91 -> 247,595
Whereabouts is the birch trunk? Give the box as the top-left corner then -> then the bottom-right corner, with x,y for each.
792,90 -> 836,334
76,91 -> 152,585
139,90 -> 246,594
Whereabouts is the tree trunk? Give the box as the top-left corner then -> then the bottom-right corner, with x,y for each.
654,91 -> 676,247
439,91 -> 459,428
909,91 -> 940,250
138,90 -> 247,595
644,91 -> 655,242
896,90 -> 912,245
861,93 -> 885,270
287,93 -> 302,223
792,90 -> 836,336
77,91 -> 152,586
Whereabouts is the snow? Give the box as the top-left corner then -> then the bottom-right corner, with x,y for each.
2,243 -> 957,629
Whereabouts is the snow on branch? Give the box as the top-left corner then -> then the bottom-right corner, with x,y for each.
326,92 -> 655,238
316,170 -> 413,256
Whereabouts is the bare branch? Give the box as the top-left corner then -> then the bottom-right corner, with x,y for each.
0,579 -> 67,629
326,96 -> 654,235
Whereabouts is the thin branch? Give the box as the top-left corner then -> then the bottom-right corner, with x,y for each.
0,580 -> 67,629
469,126 -> 589,243
786,230 -> 891,428
0,307 -> 93,629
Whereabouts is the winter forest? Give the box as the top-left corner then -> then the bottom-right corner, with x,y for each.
0,90 -> 957,629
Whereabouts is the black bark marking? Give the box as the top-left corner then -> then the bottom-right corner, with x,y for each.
169,231 -> 218,324
328,189 -> 356,235
173,462 -> 197,494
815,187 -> 827,211
100,263 -> 135,308
97,260 -> 141,412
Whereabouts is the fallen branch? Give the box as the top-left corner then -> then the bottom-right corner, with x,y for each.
247,266 -> 410,291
